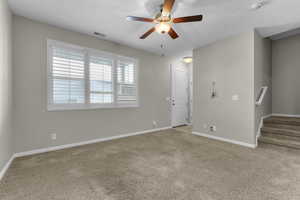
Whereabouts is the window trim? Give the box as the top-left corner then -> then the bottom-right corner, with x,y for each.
47,39 -> 139,111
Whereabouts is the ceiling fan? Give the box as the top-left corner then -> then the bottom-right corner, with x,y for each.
126,0 -> 203,40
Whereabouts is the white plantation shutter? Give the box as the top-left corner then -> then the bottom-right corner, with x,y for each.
50,46 -> 85,105
117,59 -> 137,104
47,40 -> 138,110
89,55 -> 114,104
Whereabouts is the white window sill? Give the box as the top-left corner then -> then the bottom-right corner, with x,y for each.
47,104 -> 139,111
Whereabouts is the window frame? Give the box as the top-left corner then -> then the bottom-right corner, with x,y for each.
47,39 -> 139,111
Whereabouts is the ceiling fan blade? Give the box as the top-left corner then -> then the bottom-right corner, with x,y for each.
126,16 -> 154,23
162,0 -> 175,15
140,27 -> 156,39
168,28 -> 179,39
173,15 -> 203,23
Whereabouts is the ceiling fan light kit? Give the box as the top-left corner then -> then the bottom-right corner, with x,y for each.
155,22 -> 171,34
126,0 -> 203,40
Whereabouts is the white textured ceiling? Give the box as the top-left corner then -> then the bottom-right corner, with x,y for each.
8,0 -> 300,55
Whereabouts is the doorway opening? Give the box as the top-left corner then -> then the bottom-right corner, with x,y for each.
171,59 -> 192,128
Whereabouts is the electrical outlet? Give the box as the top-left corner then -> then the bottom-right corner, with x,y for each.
152,121 -> 157,127
210,126 -> 217,132
51,133 -> 57,140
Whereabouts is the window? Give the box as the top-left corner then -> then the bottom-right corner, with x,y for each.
48,40 -> 138,110
51,47 -> 85,105
117,59 -> 137,104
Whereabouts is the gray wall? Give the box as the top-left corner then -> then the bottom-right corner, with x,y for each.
193,32 -> 256,145
12,16 -> 171,153
0,0 -> 13,170
254,31 -> 272,136
272,34 -> 300,115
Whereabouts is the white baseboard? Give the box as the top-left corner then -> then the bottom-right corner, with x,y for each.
272,113 -> 300,118
14,126 -> 172,158
0,155 -> 15,182
192,131 -> 256,148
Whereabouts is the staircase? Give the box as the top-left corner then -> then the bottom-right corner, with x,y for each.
259,116 -> 300,149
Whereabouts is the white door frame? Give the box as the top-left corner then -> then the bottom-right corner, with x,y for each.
170,63 -> 190,127
187,63 -> 193,125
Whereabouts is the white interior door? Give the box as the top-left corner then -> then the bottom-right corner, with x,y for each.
171,64 -> 189,127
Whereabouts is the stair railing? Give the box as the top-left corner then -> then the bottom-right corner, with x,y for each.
256,86 -> 268,106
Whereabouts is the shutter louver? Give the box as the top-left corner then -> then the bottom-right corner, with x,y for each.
51,47 -> 85,104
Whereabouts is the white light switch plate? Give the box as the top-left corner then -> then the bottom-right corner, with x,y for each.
232,95 -> 239,101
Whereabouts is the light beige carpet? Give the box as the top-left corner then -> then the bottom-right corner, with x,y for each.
0,129 -> 300,200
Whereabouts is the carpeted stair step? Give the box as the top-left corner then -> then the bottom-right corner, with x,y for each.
259,135 -> 300,149
261,132 -> 300,142
261,127 -> 300,138
264,116 -> 300,126
263,123 -> 300,131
